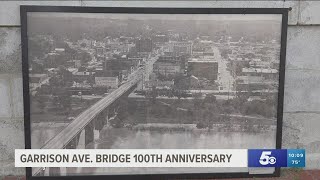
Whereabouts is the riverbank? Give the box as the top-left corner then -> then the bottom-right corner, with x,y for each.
131,123 -> 276,133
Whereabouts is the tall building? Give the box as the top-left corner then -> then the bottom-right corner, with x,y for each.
95,46 -> 105,61
168,41 -> 193,55
152,34 -> 169,43
153,61 -> 181,76
135,38 -> 153,53
188,60 -> 219,81
95,76 -> 119,89
157,55 -> 188,70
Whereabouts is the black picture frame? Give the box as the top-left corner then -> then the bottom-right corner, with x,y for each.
20,5 -> 289,180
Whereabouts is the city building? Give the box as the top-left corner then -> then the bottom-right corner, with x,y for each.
135,38 -> 153,53
153,61 -> 181,76
242,67 -> 278,80
229,58 -> 250,77
203,48 -> 215,56
119,36 -> 133,43
152,34 -> 169,44
45,52 -> 60,68
192,51 -> 204,57
168,41 -> 193,55
95,76 -> 119,89
103,57 -> 140,82
157,55 -> 188,69
67,68 -> 78,74
72,71 -> 95,83
54,48 -> 65,53
271,61 -> 280,69
66,60 -> 82,68
128,57 -> 144,66
78,38 -> 93,49
145,80 -> 174,89
249,59 -> 271,68
95,46 -> 105,57
104,58 -> 136,74
188,60 -> 219,81
189,75 -> 201,89
29,74 -> 49,90
235,76 -> 277,92
158,55 -> 185,62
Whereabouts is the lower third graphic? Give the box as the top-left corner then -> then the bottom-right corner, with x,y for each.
248,149 -> 287,167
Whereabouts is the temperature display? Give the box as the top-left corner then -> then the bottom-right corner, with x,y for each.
248,149 -> 305,168
287,149 -> 305,167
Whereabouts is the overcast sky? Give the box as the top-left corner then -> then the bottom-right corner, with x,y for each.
28,12 -> 282,22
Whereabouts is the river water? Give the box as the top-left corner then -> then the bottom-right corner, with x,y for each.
32,123 -> 276,175
94,126 -> 276,149
78,126 -> 276,175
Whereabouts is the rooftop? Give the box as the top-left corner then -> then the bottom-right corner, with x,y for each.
188,60 -> 218,63
242,68 -> 278,74
29,74 -> 47,78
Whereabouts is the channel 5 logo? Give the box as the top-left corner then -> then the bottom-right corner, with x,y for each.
248,149 -> 287,167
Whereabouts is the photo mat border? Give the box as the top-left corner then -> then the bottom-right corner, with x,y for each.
20,6 -> 289,180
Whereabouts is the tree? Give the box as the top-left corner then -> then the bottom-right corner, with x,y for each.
76,51 -> 91,64
173,74 -> 189,100
110,116 -> 124,128
193,93 -> 203,110
31,62 -> 45,73
58,66 -> 73,85
117,99 -> 129,121
146,86 -> 157,104
232,90 -> 249,113
241,100 -> 274,118
49,76 -> 62,87
223,115 -> 232,131
80,42 -> 87,48
29,37 -> 52,59
203,94 -> 216,104
65,43 -> 77,55
193,93 -> 204,128
37,84 -> 52,95
51,87 -> 72,114
36,95 -> 47,113
59,94 -> 72,113
78,66 -> 86,72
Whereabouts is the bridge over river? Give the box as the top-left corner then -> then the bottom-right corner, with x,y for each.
32,69 -> 143,176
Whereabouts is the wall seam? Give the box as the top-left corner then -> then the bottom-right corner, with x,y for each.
297,0 -> 302,25
8,76 -> 16,119
283,111 -> 320,114
286,68 -> 320,72
0,25 -> 20,28
0,117 -> 24,123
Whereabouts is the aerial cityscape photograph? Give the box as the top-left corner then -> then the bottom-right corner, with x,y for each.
27,12 -> 282,176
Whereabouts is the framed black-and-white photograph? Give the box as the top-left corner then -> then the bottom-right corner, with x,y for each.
21,6 -> 289,179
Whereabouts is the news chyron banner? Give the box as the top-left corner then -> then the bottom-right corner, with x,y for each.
248,149 -> 305,168
15,149 -> 305,168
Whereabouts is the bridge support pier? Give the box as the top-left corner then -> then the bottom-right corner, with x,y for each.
49,167 -> 61,176
77,130 -> 85,149
105,108 -> 109,127
85,121 -> 94,148
94,129 -> 100,141
60,167 -> 66,176
65,135 -> 79,149
64,135 -> 79,175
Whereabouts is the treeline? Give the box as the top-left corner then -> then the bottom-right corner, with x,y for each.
112,93 -> 277,131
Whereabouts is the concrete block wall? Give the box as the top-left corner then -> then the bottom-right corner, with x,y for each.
0,0 -> 319,177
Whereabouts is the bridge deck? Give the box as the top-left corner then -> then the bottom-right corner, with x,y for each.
40,78 -> 140,150
32,72 -> 142,175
